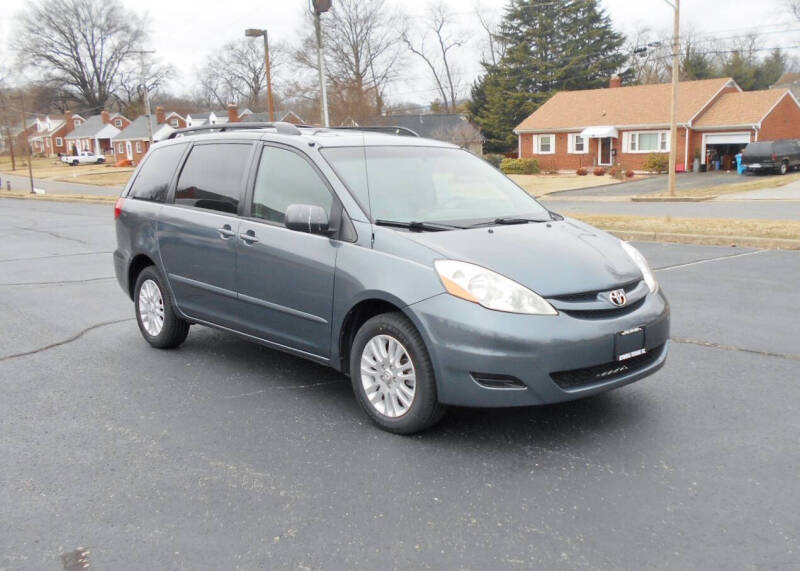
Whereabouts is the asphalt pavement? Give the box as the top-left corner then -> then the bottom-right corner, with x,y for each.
1,199 -> 798,569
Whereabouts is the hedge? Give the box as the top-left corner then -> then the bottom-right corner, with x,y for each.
499,158 -> 540,175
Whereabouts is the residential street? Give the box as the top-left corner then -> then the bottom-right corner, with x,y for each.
1,199 -> 798,569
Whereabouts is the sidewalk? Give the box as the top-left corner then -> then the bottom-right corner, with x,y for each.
0,172 -> 122,198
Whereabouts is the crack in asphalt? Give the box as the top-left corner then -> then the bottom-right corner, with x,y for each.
0,251 -> 113,263
671,336 -> 800,362
13,226 -> 89,245
0,276 -> 115,286
0,318 -> 134,362
653,249 -> 767,272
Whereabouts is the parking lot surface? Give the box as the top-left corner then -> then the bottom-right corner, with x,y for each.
1,199 -> 798,569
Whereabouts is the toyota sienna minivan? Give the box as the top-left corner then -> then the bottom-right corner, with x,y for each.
114,122 -> 669,434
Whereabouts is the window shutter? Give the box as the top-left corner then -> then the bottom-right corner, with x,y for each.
622,132 -> 629,153
568,134 -> 574,154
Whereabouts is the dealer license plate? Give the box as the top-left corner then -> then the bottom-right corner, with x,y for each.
615,327 -> 646,361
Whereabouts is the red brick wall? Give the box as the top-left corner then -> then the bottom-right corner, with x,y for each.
758,94 -> 800,141
520,128 -> 691,172
112,139 -> 151,164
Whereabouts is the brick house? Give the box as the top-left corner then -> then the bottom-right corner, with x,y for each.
28,111 -> 86,156
185,106 -> 251,127
514,77 -> 800,172
64,111 -> 131,156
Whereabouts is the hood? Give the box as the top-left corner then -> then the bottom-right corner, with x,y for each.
401,218 -> 641,298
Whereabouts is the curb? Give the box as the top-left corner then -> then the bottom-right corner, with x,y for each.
0,192 -> 116,204
631,195 -> 717,202
606,229 -> 800,250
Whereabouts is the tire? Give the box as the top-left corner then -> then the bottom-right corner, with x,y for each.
349,312 -> 446,434
71,160 -> 78,166
97,158 -> 105,164
133,266 -> 189,349
780,161 -> 788,175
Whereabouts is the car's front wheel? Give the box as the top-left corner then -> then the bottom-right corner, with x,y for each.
134,266 -> 189,348
780,161 -> 789,175
349,312 -> 445,434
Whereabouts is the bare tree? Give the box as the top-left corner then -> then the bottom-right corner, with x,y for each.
625,28 -> 671,84
474,2 -> 505,67
295,0 -> 403,123
16,0 -> 147,113
787,0 -> 800,19
115,54 -> 174,117
197,39 -> 286,110
402,3 -> 463,112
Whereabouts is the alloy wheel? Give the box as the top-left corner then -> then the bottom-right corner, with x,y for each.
138,279 -> 165,337
360,334 -> 417,418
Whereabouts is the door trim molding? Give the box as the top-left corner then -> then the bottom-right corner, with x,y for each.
238,292 -> 328,324
169,273 -> 237,299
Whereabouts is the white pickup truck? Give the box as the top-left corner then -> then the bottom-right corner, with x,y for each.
61,151 -> 105,166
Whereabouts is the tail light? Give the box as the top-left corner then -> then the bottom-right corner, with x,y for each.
114,197 -> 125,219
772,153 -> 778,160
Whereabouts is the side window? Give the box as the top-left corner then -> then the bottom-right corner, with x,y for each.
175,143 -> 252,214
251,146 -> 334,224
127,143 -> 185,203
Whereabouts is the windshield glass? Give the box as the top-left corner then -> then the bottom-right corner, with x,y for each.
321,146 -> 550,225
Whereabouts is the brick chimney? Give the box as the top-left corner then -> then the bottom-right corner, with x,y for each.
64,110 -> 74,134
156,106 -> 166,125
227,104 -> 239,123
101,110 -> 110,124
609,75 -> 622,89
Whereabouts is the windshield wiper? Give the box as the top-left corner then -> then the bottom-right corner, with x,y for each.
467,217 -> 549,228
374,219 -> 462,232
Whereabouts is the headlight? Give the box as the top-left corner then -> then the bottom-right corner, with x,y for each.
621,242 -> 658,293
434,260 -> 557,315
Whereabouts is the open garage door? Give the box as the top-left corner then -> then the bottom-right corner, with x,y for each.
702,132 -> 752,169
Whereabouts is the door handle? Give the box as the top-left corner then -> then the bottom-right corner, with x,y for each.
217,225 -> 235,239
240,230 -> 259,245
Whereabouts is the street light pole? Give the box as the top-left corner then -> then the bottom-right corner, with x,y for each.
312,0 -> 332,127
664,0 -> 680,197
245,29 -> 276,121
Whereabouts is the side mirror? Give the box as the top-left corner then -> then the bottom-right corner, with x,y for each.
285,204 -> 331,235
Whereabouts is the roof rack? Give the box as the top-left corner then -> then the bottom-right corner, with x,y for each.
327,126 -> 420,137
166,121 -> 303,139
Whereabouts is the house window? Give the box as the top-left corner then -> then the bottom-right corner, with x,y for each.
535,134 -> 555,154
118,143 -> 124,153
135,142 -> 143,154
74,119 -> 82,127
171,118 -> 179,127
569,134 -> 587,154
628,131 -> 669,153
114,118 -> 123,127
55,137 -> 63,147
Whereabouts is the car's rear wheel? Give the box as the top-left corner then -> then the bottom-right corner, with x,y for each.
349,312 -> 445,434
134,266 -> 189,349
780,161 -> 789,175
71,160 -> 78,166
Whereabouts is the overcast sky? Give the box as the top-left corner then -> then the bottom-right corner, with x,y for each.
1,0 -> 796,105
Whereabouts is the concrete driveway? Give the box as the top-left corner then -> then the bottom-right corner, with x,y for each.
552,171 -> 782,197
1,199 -> 798,569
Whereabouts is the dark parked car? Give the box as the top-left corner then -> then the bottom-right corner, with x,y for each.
741,139 -> 800,175
113,122 -> 670,434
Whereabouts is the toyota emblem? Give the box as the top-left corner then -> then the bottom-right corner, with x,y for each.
609,289 -> 627,306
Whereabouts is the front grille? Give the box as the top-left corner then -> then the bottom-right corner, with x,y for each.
561,297 -> 646,319
550,344 -> 665,390
550,280 -> 640,303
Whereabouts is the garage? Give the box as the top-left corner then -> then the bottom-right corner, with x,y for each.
701,132 -> 752,170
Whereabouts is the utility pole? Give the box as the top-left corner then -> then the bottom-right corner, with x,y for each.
17,93 -> 35,194
132,50 -> 157,146
312,0 -> 332,127
245,28 -> 276,121
665,0 -> 680,197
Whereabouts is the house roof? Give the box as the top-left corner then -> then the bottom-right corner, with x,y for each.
112,115 -> 174,141
66,115 -> 111,139
515,77 -> 736,132
693,89 -> 794,128
241,110 -> 306,123
371,113 -> 482,141
773,72 -> 800,87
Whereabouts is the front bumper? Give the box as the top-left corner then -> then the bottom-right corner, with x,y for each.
406,290 -> 670,407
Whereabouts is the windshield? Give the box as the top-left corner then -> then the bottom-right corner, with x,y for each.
321,146 -> 551,225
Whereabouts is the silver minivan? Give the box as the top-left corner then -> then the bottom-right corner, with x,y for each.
114,123 -> 669,434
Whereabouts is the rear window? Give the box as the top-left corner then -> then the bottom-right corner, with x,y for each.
743,142 -> 773,156
174,143 -> 252,214
127,143 -> 185,202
